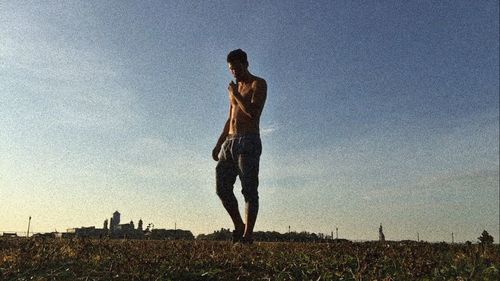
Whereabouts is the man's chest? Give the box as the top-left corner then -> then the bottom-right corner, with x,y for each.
231,85 -> 253,104
238,84 -> 254,99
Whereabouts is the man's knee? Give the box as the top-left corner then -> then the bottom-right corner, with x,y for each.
216,184 -> 231,201
216,177 -> 230,199
241,184 -> 259,204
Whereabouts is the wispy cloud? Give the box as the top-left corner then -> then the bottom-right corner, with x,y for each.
261,123 -> 279,136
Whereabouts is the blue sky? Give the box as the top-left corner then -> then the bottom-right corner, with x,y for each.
1,1 -> 498,242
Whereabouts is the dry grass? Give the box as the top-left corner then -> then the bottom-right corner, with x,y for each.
1,238 -> 499,280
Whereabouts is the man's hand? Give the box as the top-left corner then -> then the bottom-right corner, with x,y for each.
228,81 -> 238,98
212,145 -> 221,161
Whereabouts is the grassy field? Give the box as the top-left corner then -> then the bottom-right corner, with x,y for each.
1,238 -> 499,280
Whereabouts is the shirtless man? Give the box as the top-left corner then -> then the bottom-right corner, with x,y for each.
212,49 -> 267,244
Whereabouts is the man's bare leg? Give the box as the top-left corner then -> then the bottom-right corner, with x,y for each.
243,201 -> 258,242
220,196 -> 245,239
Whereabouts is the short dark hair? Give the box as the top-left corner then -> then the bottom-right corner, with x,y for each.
227,49 -> 248,66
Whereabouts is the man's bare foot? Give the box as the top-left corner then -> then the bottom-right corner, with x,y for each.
241,236 -> 254,245
232,224 -> 245,243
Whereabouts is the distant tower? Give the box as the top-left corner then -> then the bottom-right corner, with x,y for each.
103,219 -> 108,230
130,220 -> 135,229
379,224 -> 385,242
138,219 -> 143,231
113,211 -> 121,226
27,216 -> 32,238
110,217 -> 114,230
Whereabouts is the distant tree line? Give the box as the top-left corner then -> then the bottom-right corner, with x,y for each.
148,229 -> 194,240
196,229 -> 497,245
196,229 -> 347,243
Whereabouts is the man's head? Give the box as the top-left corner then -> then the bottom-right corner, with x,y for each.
227,49 -> 249,81
227,49 -> 248,66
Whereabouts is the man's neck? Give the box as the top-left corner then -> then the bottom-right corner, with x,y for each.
238,72 -> 252,84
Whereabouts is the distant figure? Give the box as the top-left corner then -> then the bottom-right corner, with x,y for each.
379,224 -> 385,242
212,49 -> 267,244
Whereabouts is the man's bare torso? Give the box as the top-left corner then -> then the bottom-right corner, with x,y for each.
228,75 -> 266,135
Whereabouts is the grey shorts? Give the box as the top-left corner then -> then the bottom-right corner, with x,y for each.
215,134 -> 262,203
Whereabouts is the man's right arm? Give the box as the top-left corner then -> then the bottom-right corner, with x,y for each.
212,118 -> 230,161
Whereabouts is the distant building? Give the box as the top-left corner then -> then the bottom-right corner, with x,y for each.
115,223 -> 134,232
106,211 -> 145,238
109,217 -> 142,238
113,211 -> 121,227
63,210 -> 192,240
379,224 -> 385,242
67,226 -> 107,238
32,232 -> 61,239
2,232 -> 18,238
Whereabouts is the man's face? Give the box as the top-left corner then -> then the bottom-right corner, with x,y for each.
228,61 -> 246,81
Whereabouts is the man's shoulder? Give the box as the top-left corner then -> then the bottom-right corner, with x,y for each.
251,75 -> 267,87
